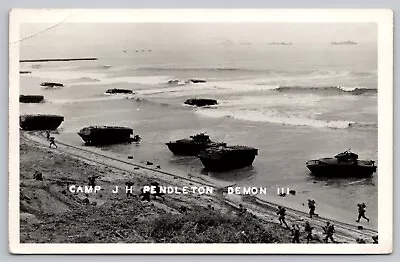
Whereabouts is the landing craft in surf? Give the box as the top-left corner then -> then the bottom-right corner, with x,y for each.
19,114 -> 64,131
78,126 -> 140,146
166,133 -> 225,156
198,145 -> 258,172
306,149 -> 377,178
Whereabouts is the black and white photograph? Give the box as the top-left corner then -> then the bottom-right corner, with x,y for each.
8,9 -> 393,254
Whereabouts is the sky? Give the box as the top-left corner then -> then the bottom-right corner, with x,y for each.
20,23 -> 377,48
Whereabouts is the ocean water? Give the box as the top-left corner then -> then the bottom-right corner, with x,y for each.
19,24 -> 378,228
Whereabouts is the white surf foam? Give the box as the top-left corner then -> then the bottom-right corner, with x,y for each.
195,108 -> 360,129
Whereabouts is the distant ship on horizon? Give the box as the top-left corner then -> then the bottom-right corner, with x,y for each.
268,42 -> 293,45
330,41 -> 357,45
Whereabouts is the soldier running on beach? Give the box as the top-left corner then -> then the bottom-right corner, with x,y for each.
277,206 -> 290,229
49,136 -> 58,148
323,222 -> 337,243
308,199 -> 318,218
291,224 -> 301,243
45,131 -> 50,140
304,221 -> 314,243
356,203 -> 370,222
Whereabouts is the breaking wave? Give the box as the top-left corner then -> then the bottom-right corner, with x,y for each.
49,95 -> 136,104
195,109 -> 377,130
274,86 -> 377,95
136,67 -> 375,77
137,67 -> 252,72
68,77 -> 101,83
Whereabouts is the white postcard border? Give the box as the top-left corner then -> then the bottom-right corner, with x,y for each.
8,8 -> 393,254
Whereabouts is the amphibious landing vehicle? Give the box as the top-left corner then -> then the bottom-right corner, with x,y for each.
19,114 -> 64,131
306,149 -> 377,177
78,126 -> 140,145
166,133 -> 225,156
197,145 -> 258,171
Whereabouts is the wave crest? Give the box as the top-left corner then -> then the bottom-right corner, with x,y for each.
195,109 -> 377,130
275,86 -> 377,95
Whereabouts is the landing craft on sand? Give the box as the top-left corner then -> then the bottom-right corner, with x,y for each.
78,126 -> 140,146
19,114 -> 64,131
306,149 -> 377,177
166,133 -> 226,156
198,145 -> 258,171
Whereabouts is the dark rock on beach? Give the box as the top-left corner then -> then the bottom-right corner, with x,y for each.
184,98 -> 218,107
188,79 -> 207,83
167,80 -> 180,84
105,88 -> 134,94
40,82 -> 64,88
20,95 -> 44,103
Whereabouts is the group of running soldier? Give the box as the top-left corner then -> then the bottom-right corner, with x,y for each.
46,131 -> 58,148
276,199 -> 371,243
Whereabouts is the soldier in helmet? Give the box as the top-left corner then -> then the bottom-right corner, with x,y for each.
304,221 -> 314,243
323,221 -> 337,243
277,206 -> 289,229
45,131 -> 51,140
356,203 -> 370,223
49,136 -> 58,148
291,224 -> 301,243
308,199 -> 318,218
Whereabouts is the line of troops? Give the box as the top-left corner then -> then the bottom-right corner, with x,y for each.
274,200 -> 375,244
86,176 -> 376,244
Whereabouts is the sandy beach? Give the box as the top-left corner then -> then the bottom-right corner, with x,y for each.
19,131 -> 377,244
